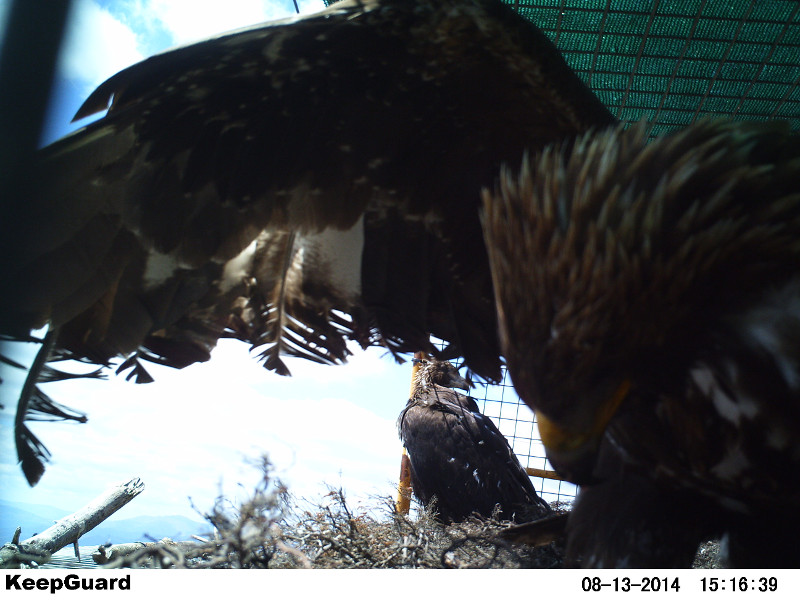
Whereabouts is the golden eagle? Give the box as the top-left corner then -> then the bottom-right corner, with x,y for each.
483,120 -> 800,567
398,358 -> 550,523
0,0 -> 615,484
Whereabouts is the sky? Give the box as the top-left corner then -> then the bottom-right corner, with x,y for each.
0,0 -> 414,527
0,0 -> 569,534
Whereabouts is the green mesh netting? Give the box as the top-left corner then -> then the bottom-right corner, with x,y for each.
324,0 -> 800,135
510,0 -> 799,135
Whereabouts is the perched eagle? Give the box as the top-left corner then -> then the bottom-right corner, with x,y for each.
483,119 -> 800,567
0,0 -> 615,484
398,358 -> 551,523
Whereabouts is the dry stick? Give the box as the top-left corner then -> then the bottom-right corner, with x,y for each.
23,478 -> 144,556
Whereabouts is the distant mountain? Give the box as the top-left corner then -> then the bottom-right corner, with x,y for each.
79,514 -> 209,546
0,499 -> 208,546
0,500 -> 63,540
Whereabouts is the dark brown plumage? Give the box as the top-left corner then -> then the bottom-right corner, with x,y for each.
398,358 -> 550,523
483,119 -> 800,567
0,0 -> 615,484
499,441 -> 718,566
564,441 -> 720,567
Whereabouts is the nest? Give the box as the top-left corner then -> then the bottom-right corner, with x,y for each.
100,456 -> 722,569
104,457 -> 564,569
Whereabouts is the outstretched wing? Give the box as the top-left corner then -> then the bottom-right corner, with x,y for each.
0,0 -> 614,483
1,0 -> 613,378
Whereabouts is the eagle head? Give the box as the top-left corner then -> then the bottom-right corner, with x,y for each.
482,120 -> 800,484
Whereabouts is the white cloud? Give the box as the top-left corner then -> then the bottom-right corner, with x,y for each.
278,342 -> 397,383
58,0 -> 144,89
147,0 -> 278,45
2,0 -> 416,522
51,0 -> 328,92
145,0 -> 325,46
1,338 -> 406,520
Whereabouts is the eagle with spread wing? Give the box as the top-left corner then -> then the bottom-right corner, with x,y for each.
483,120 -> 800,567
0,0 -> 615,484
398,358 -> 551,523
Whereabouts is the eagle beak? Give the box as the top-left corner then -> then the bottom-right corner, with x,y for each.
537,416 -> 603,485
536,379 -> 631,485
451,372 -> 472,391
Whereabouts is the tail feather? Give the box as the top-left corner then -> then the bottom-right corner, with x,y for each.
498,512 -> 570,547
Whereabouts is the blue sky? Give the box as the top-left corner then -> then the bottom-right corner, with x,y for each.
0,0 -> 566,533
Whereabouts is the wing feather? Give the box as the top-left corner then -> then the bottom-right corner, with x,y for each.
2,0 -> 614,381
1,0 -> 616,483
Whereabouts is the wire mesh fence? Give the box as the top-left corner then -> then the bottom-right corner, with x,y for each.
413,0 -> 800,511
424,337 -> 578,507
470,0 -> 798,508
466,364 -> 578,506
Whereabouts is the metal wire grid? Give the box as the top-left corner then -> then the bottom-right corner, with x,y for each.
427,336 -> 578,506
467,364 -> 578,506
324,0 -> 800,511
481,0 -> 800,505
506,0 -> 800,136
